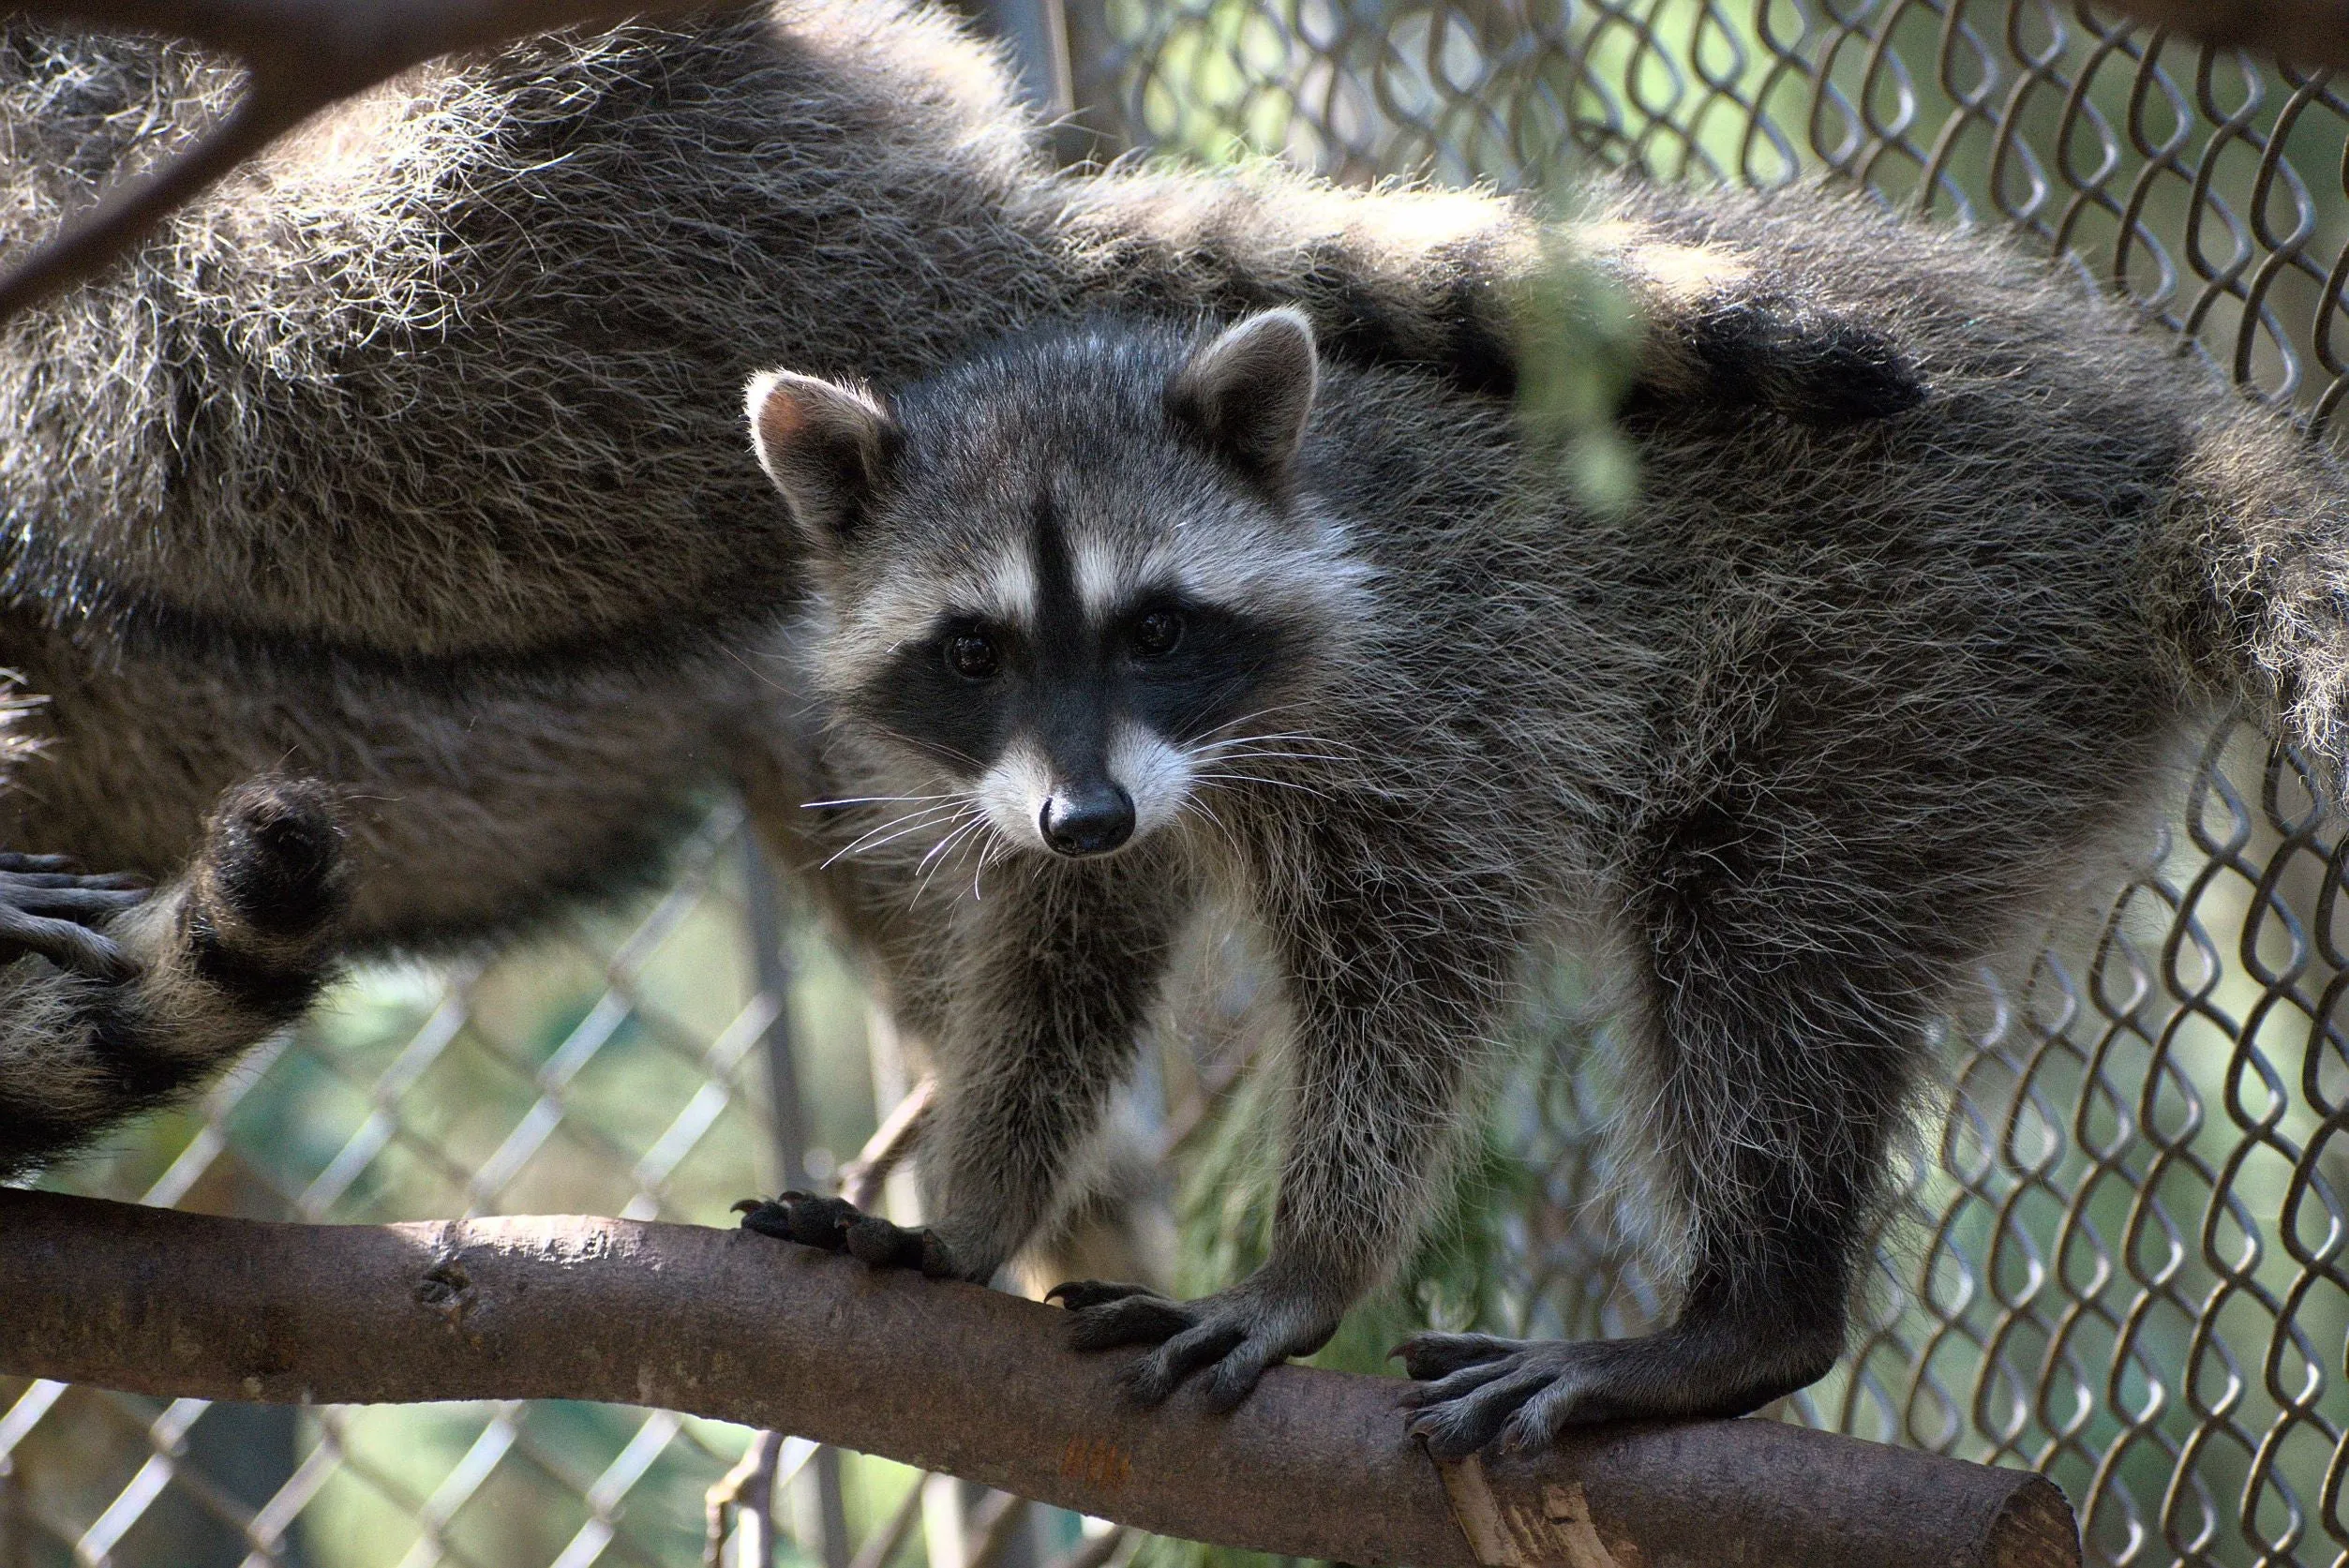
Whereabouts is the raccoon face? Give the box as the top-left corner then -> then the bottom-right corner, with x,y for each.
747,310 -> 1362,861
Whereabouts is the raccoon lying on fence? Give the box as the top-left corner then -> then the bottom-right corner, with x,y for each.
733,178 -> 2349,1442
0,1 -> 1921,1173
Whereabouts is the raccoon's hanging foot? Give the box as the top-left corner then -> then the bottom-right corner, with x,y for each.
1394,1320 -> 1842,1455
0,855 -> 149,978
1683,296 -> 1927,426
733,1192 -> 963,1277
1619,291 -> 1927,428
0,777 -> 349,1178
1050,1276 -> 1343,1411
1581,199 -> 1930,427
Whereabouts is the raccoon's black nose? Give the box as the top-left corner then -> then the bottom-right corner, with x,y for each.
1041,784 -> 1135,857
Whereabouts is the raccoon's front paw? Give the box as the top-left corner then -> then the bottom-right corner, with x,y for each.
1395,1326 -> 1834,1456
1051,1277 -> 1340,1412
733,1192 -> 961,1277
0,854 -> 149,979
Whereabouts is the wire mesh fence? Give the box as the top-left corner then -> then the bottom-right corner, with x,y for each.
4,2 -> 2348,1566
1068,6 -> 2349,1564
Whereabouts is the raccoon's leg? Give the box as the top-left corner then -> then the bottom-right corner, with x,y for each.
741,849 -> 1189,1284
0,778 -> 347,1177
1397,832 -> 1927,1452
1056,814 -> 1512,1411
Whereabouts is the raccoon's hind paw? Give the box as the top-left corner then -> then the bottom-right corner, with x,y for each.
1687,299 -> 1928,427
186,777 -> 349,1006
1395,1329 -> 1836,1456
734,1192 -> 960,1277
1053,1277 -> 1340,1413
0,856 -> 149,979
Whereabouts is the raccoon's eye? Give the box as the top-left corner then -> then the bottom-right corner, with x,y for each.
1130,609 -> 1184,660
944,629 -> 1000,680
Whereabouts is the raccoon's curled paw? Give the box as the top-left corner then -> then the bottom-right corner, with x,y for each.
1050,1277 -> 1341,1412
1396,1328 -> 1835,1455
1685,297 -> 1929,427
197,780 -> 347,948
733,1192 -> 961,1277
0,854 -> 148,979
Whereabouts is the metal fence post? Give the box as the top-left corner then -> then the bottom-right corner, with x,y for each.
743,837 -> 852,1568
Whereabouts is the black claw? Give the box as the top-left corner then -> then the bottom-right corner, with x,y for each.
1411,1385 -> 1530,1460
1067,1293 -> 1196,1352
844,1214 -> 926,1270
736,1198 -> 797,1240
914,1230 -> 960,1279
1047,1279 -> 1155,1311
1396,1332 -> 1516,1382
738,1193 -> 955,1277
1413,1415 -> 1494,1464
1203,1350 -> 1271,1413
786,1194 -> 859,1249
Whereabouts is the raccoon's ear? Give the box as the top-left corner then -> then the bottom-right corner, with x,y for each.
1169,307 -> 1319,481
745,369 -> 901,547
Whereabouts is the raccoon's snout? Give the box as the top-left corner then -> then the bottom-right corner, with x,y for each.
1040,783 -> 1135,857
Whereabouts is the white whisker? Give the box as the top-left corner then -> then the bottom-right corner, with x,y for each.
911,811 -> 990,904
1190,749 -> 1356,767
1194,771 -> 1339,801
820,801 -> 970,868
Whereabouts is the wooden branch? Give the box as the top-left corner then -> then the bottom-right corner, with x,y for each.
0,1189 -> 2074,1568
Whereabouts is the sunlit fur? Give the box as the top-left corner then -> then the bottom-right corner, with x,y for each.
0,3 -> 1914,1172
756,187 -> 2349,1448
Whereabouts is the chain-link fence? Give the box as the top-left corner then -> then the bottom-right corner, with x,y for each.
6,2 -> 2348,1566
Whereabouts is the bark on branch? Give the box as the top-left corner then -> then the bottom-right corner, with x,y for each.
0,1189 -> 2074,1568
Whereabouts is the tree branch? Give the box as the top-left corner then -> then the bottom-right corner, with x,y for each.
0,1189 -> 2073,1568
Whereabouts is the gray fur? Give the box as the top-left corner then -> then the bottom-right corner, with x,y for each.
739,177 -> 2349,1445
0,1 -> 1921,1169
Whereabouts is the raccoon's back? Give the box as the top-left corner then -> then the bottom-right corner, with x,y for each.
1312,190 -> 2233,831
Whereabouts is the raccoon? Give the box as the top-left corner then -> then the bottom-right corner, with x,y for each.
0,1 -> 1922,1172
732,182 -> 2349,1444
